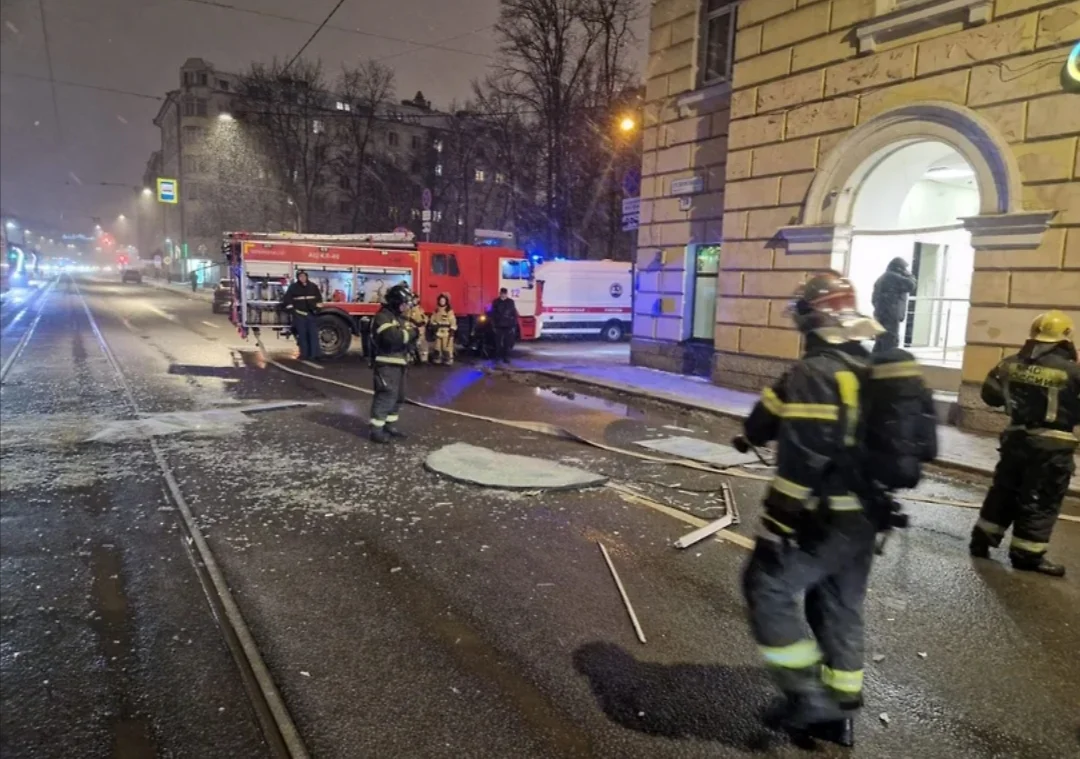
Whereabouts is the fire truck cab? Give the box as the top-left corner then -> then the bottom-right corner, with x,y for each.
223,231 -> 533,359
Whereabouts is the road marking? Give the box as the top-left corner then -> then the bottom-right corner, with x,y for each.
299,360 -> 323,370
201,320 -> 221,329
121,317 -> 136,332
0,280 -> 56,382
144,303 -> 177,322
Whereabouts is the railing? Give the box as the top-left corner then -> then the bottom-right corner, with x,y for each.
903,296 -> 969,366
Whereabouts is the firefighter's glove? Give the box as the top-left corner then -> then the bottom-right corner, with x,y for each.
732,435 -> 750,454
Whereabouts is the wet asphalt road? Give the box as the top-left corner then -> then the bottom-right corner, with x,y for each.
1,278 -> 1079,759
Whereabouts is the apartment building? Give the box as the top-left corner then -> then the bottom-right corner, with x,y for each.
633,0 -> 1078,432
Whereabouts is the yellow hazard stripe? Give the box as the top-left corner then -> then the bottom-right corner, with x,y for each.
762,514 -> 796,534
822,666 -> 864,694
761,639 -> 821,669
761,387 -> 785,415
976,518 -> 1005,535
871,361 -> 922,380
835,370 -> 860,446
771,476 -> 812,500
783,403 -> 840,421
375,356 -> 406,365
370,419 -> 386,427
1010,537 -> 1048,554
828,495 -> 861,512
376,321 -> 398,334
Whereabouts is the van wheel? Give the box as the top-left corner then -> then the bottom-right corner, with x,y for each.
601,320 -> 624,342
318,316 -> 352,359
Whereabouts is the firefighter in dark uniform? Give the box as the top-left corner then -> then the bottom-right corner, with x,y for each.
369,283 -> 416,444
740,272 -> 886,748
282,270 -> 323,361
970,310 -> 1080,577
871,257 -> 917,354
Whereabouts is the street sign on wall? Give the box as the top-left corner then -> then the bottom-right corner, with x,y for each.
157,178 -> 178,204
621,197 -> 640,232
622,169 -> 640,198
421,187 -> 432,210
670,176 -> 704,196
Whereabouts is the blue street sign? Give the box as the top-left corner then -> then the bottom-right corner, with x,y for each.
622,169 -> 640,198
157,178 -> 178,204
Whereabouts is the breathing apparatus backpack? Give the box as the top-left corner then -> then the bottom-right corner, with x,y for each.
862,348 -> 939,489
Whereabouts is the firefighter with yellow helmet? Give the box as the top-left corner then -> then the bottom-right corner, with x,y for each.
970,309 -> 1080,577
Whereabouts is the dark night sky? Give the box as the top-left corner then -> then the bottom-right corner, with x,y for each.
0,0 -> 647,237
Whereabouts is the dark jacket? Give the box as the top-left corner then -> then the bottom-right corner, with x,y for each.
490,297 -> 518,330
982,341 -> 1080,449
744,337 -> 871,535
872,262 -> 917,325
282,279 -> 323,317
371,305 -> 415,365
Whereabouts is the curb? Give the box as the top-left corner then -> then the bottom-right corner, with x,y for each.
515,366 -> 1080,497
144,280 -> 215,304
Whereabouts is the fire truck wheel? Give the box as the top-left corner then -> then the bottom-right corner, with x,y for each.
601,320 -> 625,342
317,315 -> 352,359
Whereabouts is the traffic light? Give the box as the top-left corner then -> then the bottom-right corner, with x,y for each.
118,254 -> 129,266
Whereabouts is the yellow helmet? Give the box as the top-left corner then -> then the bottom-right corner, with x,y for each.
1030,310 -> 1074,343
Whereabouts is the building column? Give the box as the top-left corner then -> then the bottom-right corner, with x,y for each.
957,210 -> 1065,433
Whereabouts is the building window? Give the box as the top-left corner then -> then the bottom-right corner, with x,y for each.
388,131 -> 399,146
495,172 -> 506,185
434,164 -> 443,176
433,210 -> 443,222
313,119 -> 325,134
197,72 -> 208,86
182,96 -> 195,117
182,72 -> 193,86
701,0 -> 737,86
411,135 -> 422,150
434,139 -> 443,153
335,101 -> 351,111
218,79 -> 230,91
475,168 -> 487,183
196,98 -> 208,117
411,208 -> 422,220
690,244 -> 720,340
182,125 -> 205,145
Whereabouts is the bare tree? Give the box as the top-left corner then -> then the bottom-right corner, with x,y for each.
492,0 -> 640,258
234,58 -> 334,232
331,60 -> 398,232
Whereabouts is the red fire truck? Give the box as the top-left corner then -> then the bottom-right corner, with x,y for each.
223,231 -> 534,358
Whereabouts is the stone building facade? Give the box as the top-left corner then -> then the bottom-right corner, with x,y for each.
633,0 -> 1079,432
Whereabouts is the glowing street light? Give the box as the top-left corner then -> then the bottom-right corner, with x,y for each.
117,214 -> 126,221
618,116 -> 637,133
142,187 -> 153,197
218,112 -> 234,121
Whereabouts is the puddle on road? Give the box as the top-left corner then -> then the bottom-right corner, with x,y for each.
88,544 -> 157,759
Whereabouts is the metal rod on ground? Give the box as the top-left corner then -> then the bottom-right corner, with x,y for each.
597,542 -> 646,644
674,513 -> 734,549
722,482 -> 740,525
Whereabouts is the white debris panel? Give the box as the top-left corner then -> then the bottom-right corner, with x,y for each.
635,436 -> 760,468
84,401 -> 316,444
425,442 -> 608,491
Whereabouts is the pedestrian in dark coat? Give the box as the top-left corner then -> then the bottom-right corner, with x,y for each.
489,288 -> 518,363
282,270 -> 323,361
871,257 -> 917,353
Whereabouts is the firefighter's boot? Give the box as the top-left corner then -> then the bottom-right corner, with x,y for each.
808,717 -> 855,748
764,667 -> 845,733
969,528 -> 992,559
1011,555 -> 1066,577
385,424 -> 408,440
369,426 -> 391,445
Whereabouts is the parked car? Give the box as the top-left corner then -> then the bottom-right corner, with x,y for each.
121,268 -> 142,284
212,278 -> 235,313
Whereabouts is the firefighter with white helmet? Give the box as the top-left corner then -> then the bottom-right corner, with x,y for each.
739,272 -> 884,748
970,309 -> 1080,577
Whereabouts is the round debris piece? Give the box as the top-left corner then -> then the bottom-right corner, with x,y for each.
425,442 -> 608,491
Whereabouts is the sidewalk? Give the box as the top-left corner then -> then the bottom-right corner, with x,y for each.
144,278 -> 214,303
509,358 -> 1080,494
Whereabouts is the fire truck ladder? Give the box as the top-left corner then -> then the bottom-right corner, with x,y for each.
223,231 -> 418,250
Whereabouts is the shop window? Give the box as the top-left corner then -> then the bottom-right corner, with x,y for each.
691,244 -> 720,340
701,1 -> 737,86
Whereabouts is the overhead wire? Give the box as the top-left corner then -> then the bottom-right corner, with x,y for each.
283,0 -> 350,73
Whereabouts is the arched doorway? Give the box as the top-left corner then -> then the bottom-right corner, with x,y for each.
846,140 -> 979,375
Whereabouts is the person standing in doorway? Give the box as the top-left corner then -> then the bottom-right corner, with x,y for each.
871,257 -> 917,353
190,269 -> 199,292
282,270 -> 323,361
490,288 -> 518,364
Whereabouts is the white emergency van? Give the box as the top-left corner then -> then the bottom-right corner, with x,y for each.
530,259 -> 632,342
